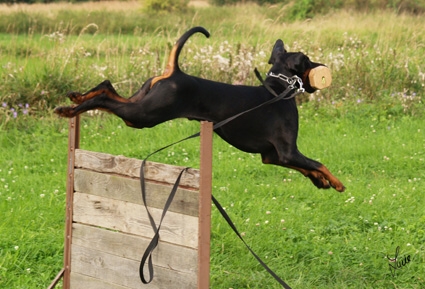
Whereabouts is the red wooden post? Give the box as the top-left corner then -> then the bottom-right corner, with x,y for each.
63,116 -> 80,289
198,121 -> 213,289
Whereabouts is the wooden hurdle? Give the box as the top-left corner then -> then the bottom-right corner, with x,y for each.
49,116 -> 213,289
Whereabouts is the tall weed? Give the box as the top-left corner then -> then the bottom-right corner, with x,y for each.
0,5 -> 423,116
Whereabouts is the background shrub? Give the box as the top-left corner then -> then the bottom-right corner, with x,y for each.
208,0 -> 425,18
142,0 -> 190,13
283,0 -> 425,20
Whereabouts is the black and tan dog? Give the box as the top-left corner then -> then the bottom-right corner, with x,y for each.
55,26 -> 345,192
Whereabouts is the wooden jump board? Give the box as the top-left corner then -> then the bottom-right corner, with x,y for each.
70,149 -> 202,289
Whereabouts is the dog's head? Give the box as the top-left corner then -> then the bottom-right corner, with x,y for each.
268,40 -> 331,93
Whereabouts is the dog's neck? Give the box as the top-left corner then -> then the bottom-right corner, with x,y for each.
264,71 -> 303,96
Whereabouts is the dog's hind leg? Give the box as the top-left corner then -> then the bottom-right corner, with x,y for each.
66,80 -> 126,105
55,80 -> 130,117
55,92 -> 128,117
54,78 -> 154,119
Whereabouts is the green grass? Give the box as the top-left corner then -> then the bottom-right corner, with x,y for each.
1,107 -> 424,288
0,2 -> 424,288
0,116 -> 68,288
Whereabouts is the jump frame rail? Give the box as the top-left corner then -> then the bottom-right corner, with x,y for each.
48,116 -> 213,289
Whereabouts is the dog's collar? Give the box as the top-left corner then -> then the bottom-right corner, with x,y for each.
254,68 -> 304,101
267,72 -> 305,93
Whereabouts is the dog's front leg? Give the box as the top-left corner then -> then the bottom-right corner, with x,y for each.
261,149 -> 345,192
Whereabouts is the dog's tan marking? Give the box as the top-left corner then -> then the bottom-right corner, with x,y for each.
302,69 -> 311,86
316,165 -> 345,192
150,45 -> 179,88
69,90 -> 129,104
287,164 -> 345,192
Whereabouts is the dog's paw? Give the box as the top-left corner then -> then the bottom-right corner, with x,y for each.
54,106 -> 76,118
332,182 -> 346,193
67,91 -> 84,104
307,172 -> 331,190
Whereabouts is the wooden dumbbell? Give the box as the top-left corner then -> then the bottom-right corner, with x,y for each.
309,66 -> 332,90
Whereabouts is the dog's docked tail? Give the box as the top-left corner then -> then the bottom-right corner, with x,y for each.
150,27 -> 210,88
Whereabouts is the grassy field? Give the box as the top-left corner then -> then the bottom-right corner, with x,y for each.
0,1 -> 424,288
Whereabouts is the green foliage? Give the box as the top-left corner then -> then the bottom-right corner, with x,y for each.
142,0 -> 190,13
345,0 -> 425,14
209,0 -> 281,6
209,0 -> 238,6
283,0 -> 425,20
208,0 -> 425,18
285,0 -> 315,21
0,0 -> 88,3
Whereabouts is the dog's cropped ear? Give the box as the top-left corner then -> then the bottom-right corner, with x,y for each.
268,40 -> 287,65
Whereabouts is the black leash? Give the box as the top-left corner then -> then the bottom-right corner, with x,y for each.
139,69 -> 300,287
212,195 -> 292,289
139,160 -> 189,283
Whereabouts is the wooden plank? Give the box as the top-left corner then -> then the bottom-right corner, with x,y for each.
71,273 -> 128,289
71,244 -> 197,289
73,193 -> 199,249
72,223 -> 198,274
74,149 -> 200,189
74,169 -> 199,217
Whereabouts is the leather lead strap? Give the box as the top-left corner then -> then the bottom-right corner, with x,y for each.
255,68 -> 302,100
254,68 -> 278,97
139,161 -> 189,284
